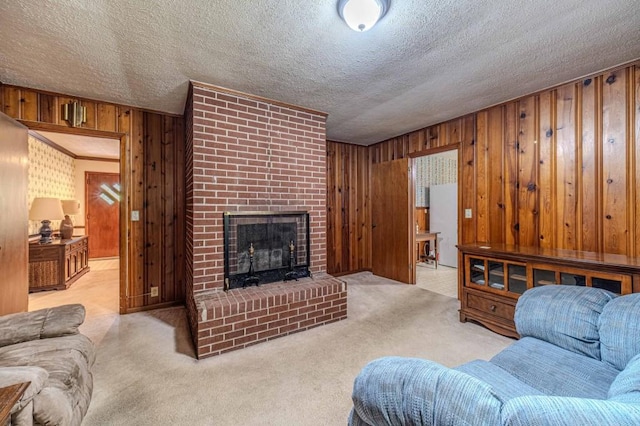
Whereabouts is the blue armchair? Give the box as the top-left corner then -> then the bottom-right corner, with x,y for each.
349,285 -> 640,425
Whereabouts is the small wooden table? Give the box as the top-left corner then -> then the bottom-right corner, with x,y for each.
416,231 -> 439,268
0,382 -> 30,424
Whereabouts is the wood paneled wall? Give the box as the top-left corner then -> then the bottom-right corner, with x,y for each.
326,141 -> 371,274
0,84 -> 185,312
327,62 -> 640,275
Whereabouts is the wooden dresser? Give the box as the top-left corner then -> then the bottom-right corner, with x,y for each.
458,244 -> 640,338
29,236 -> 90,292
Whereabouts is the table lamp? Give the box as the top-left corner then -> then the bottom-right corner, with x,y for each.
61,199 -> 80,240
29,197 -> 65,244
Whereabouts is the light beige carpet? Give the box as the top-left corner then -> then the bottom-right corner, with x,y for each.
72,271 -> 512,425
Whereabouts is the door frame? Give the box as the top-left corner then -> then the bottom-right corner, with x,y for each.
409,144 -> 461,284
21,122 -> 130,314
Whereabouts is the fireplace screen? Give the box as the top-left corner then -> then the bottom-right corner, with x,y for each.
223,211 -> 310,290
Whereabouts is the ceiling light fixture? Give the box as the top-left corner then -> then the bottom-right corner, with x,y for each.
338,0 -> 389,32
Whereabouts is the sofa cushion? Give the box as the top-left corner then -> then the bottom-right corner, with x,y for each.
608,353 -> 640,403
455,360 -> 544,401
0,304 -> 85,347
501,395 -> 640,426
491,337 -> 619,399
599,293 -> 640,370
351,357 -> 503,425
514,286 -> 616,359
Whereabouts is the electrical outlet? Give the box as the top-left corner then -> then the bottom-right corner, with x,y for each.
464,208 -> 472,219
150,286 -> 158,297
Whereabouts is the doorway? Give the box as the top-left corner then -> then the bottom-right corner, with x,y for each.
413,147 -> 459,298
26,129 -> 123,318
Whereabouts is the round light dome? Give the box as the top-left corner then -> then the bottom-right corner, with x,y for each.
338,0 -> 389,32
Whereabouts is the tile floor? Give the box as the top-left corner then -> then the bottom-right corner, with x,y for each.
415,261 -> 458,298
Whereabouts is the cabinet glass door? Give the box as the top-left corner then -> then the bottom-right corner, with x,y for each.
507,265 -> 527,294
533,268 -> 557,287
561,272 -> 586,286
469,258 -> 486,285
592,277 -> 622,293
488,261 -> 505,290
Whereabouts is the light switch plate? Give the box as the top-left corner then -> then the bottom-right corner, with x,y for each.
464,208 -> 472,219
131,210 -> 140,221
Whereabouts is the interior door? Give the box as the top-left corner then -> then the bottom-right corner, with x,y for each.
372,158 -> 414,284
86,172 -> 120,258
0,113 -> 29,314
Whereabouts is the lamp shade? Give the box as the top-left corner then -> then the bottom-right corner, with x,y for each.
62,199 -> 81,215
338,0 -> 389,32
29,197 -> 65,221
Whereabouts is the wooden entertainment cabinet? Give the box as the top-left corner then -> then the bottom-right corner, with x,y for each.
29,236 -> 90,292
458,244 -> 640,338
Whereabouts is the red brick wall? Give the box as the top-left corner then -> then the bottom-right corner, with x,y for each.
184,82 -> 330,356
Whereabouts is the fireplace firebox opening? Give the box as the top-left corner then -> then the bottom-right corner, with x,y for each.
223,211 -> 311,291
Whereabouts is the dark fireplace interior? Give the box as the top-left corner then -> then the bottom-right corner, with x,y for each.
223,211 -> 310,290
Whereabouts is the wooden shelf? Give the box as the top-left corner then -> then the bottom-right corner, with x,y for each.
510,274 -> 527,281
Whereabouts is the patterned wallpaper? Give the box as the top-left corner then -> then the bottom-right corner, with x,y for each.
415,153 -> 457,207
28,135 -> 76,234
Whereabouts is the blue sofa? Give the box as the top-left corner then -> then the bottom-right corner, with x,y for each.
349,285 -> 640,425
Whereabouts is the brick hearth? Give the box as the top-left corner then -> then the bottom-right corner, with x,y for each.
196,275 -> 346,356
184,81 -> 347,358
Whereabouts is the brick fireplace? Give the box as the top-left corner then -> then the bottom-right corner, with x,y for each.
184,82 -> 347,358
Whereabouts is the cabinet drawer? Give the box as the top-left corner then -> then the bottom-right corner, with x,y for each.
465,292 -> 515,321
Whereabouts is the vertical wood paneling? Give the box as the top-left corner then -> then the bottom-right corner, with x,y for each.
38,94 -> 57,123
2,87 -> 21,118
130,109 -> 145,308
581,77 -> 599,252
602,69 -> 628,254
97,104 -> 117,132
22,91 -> 38,121
460,115 -> 476,244
82,101 -> 96,129
538,91 -> 555,248
162,115 -> 176,302
555,83 -> 578,250
634,65 -> 640,257
326,141 -> 371,274
173,116 -> 185,302
475,111 -> 489,242
488,106 -> 506,243
517,96 -> 538,247
504,103 -> 518,245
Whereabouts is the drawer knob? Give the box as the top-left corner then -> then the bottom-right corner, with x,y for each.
490,305 -> 496,312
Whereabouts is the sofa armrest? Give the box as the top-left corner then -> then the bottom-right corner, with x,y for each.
0,367 -> 48,413
349,357 -> 503,426
502,396 -> 640,426
0,304 -> 85,347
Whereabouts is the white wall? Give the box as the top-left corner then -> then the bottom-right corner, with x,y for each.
74,159 -> 119,235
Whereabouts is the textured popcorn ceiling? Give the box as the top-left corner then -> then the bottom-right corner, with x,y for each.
0,0 -> 639,145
